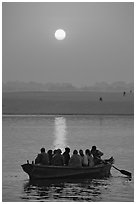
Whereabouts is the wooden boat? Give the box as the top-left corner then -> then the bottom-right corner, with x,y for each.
21,159 -> 113,180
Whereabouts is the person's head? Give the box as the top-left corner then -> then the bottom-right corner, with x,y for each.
91,146 -> 96,151
48,149 -> 52,155
53,149 -> 57,155
73,149 -> 78,155
41,147 -> 45,153
65,147 -> 70,153
79,149 -> 84,156
85,149 -> 91,156
57,149 -> 62,154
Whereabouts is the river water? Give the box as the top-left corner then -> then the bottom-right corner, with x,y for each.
2,115 -> 134,201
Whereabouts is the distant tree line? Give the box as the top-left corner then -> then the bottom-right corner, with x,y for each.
2,81 -> 134,92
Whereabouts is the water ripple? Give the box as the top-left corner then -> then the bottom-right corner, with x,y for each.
21,178 -> 112,201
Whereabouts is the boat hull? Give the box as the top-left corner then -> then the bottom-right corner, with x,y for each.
21,163 -> 112,180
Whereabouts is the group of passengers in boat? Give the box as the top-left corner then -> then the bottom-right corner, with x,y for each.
35,146 -> 104,167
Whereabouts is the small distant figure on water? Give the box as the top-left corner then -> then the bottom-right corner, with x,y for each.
35,147 -> 49,165
52,149 -> 64,166
99,97 -> 103,102
123,91 -> 126,96
69,150 -> 82,167
130,90 -> 132,94
91,146 -> 103,165
63,147 -> 70,166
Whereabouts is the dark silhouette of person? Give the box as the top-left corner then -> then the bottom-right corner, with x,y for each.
52,149 -> 64,166
63,147 -> 70,166
35,147 -> 49,165
123,91 -> 126,96
90,145 -> 103,165
47,149 -> 53,165
53,149 -> 57,156
69,150 -> 82,167
85,149 -> 94,167
99,97 -> 103,102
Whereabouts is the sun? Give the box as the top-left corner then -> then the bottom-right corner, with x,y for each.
55,29 -> 66,40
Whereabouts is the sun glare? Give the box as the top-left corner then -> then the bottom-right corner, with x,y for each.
55,29 -> 66,40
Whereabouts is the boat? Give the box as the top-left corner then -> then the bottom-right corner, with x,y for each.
21,158 -> 114,180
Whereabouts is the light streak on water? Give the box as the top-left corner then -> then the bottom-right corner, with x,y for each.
53,117 -> 67,150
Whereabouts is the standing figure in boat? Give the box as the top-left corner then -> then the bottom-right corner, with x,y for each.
35,147 -> 49,165
69,149 -> 82,167
63,147 -> 70,166
91,145 -> 103,165
52,149 -> 64,166
79,149 -> 88,166
85,149 -> 94,167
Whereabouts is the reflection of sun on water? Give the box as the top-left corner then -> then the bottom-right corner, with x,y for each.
53,117 -> 67,150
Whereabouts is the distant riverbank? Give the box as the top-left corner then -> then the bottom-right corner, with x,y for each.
2,91 -> 134,115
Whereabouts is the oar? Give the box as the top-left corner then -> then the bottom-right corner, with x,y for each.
112,165 -> 132,177
97,157 -> 132,177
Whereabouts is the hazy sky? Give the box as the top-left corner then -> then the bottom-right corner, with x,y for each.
3,2 -> 134,86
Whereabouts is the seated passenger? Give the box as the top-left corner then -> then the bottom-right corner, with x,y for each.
85,149 -> 94,167
35,147 -> 49,165
53,149 -> 57,156
47,149 -> 53,165
69,150 -> 82,167
63,147 -> 70,166
90,146 -> 103,165
52,149 -> 64,166
79,149 -> 88,166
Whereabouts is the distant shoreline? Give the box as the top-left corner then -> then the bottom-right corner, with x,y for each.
2,113 -> 134,116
